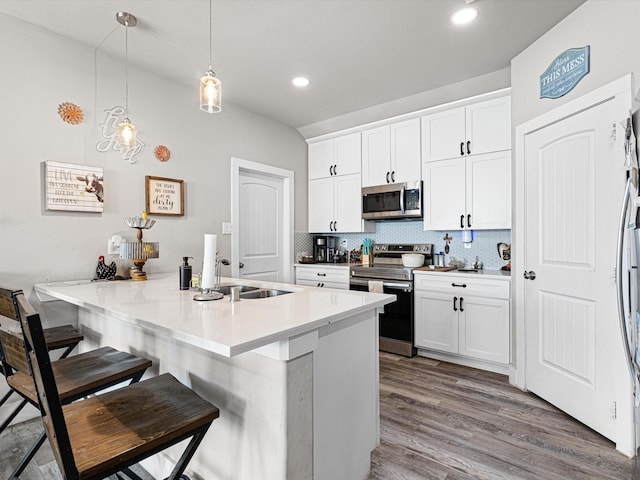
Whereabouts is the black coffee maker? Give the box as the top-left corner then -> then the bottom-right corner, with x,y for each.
313,236 -> 338,263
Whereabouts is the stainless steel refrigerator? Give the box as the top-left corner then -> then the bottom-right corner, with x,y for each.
616,114 -> 640,477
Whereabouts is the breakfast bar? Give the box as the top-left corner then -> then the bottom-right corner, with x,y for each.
34,274 -> 395,480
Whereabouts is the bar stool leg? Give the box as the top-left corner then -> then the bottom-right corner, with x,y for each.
164,427 -> 210,480
0,396 -> 28,435
7,431 -> 46,479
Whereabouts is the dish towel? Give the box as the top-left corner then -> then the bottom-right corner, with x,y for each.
368,280 -> 384,294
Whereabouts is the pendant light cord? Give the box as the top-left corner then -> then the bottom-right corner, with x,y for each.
125,19 -> 129,115
208,0 -> 212,69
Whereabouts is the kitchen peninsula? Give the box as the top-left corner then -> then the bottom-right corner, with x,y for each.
34,274 -> 395,480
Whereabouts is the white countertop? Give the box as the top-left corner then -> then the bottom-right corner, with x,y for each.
414,268 -> 511,280
34,274 -> 394,358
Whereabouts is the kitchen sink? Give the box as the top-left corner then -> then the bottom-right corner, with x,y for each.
215,284 -> 259,295
238,289 -> 292,299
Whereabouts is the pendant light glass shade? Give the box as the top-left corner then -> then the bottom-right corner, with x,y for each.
118,117 -> 137,147
200,69 -> 221,113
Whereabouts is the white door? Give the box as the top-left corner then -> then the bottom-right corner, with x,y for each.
308,177 -> 334,233
465,96 -> 511,155
308,138 -> 334,180
333,132 -> 361,177
524,98 -> 622,441
466,151 -> 511,229
232,158 -> 294,283
362,125 -> 390,187
414,291 -> 459,353
390,118 -> 421,183
334,173 -> 362,233
422,157 -> 466,230
420,107 -> 465,162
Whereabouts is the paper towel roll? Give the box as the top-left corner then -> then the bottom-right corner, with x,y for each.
201,234 -> 217,289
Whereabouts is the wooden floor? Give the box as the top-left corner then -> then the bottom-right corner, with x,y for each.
1,353 -> 635,479
369,352 -> 635,480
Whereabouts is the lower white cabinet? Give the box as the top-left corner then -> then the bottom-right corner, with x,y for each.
414,272 -> 510,365
295,264 -> 349,290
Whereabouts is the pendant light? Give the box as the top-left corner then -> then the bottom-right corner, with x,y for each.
116,12 -> 137,147
200,0 -> 221,113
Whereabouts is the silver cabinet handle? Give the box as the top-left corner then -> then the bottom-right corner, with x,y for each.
523,270 -> 536,280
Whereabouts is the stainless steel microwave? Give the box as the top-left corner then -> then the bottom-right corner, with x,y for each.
362,181 -> 422,220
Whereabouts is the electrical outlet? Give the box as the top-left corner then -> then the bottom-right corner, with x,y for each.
222,222 -> 232,235
107,234 -> 123,255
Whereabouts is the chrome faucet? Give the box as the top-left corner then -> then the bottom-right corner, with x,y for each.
215,258 -> 230,290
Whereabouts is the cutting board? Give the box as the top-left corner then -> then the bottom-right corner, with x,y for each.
414,266 -> 458,272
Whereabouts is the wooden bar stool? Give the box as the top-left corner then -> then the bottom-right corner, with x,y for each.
14,290 -> 220,480
0,286 -> 83,434
0,288 -> 152,479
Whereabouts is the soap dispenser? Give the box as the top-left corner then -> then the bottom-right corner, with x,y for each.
179,257 -> 193,290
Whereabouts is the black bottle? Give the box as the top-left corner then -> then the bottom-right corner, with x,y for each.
179,257 -> 193,290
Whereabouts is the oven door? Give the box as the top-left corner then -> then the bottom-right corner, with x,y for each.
349,277 -> 416,357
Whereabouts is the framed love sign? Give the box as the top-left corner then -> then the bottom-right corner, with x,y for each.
145,176 -> 184,216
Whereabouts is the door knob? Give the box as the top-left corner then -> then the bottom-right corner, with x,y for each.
239,262 -> 245,269
523,270 -> 536,280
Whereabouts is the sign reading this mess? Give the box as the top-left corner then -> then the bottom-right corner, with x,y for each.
43,161 -> 104,213
540,46 -> 590,99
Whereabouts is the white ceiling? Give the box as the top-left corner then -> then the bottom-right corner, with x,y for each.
0,0 -> 584,130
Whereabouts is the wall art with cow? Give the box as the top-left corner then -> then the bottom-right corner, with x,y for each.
42,161 -> 104,213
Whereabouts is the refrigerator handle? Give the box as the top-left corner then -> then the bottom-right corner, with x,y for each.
616,177 -> 636,383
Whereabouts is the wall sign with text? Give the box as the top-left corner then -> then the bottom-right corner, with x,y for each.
43,161 -> 104,213
540,46 -> 590,99
145,176 -> 184,216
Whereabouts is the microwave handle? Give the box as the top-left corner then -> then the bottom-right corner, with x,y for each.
400,185 -> 405,213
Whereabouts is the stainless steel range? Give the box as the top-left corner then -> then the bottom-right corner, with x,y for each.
349,243 -> 432,357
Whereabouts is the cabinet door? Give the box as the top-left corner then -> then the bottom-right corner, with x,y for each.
309,139 -> 334,180
423,158 -> 466,230
459,296 -> 510,364
465,96 -> 511,156
334,132 -> 361,177
390,118 -> 421,183
334,173 -> 363,233
421,107 -> 466,162
415,291 -> 459,353
362,125 -> 391,187
308,177 -> 334,233
466,151 -> 511,229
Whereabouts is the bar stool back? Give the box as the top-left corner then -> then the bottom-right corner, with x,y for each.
0,286 -> 83,434
15,290 -> 219,480
0,287 -> 152,479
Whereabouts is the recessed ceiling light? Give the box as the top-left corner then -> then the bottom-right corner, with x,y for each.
451,6 -> 478,25
292,77 -> 310,87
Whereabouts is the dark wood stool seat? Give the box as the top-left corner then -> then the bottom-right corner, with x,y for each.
64,373 -> 219,479
0,288 -> 152,480
15,291 -> 219,480
42,324 -> 84,350
6,346 -> 152,405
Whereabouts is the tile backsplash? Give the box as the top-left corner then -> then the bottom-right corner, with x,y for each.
295,221 -> 511,270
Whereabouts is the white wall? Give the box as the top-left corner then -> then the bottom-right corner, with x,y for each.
511,0 -> 640,128
0,14 -> 307,298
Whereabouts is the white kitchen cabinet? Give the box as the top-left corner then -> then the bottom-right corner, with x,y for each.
423,150 -> 511,230
295,264 -> 349,290
362,118 -> 421,187
414,272 -> 510,366
308,132 -> 361,180
308,173 -> 373,233
421,96 -> 511,163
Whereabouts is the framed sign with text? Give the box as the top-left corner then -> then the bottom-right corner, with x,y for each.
43,161 -> 104,213
540,46 -> 590,99
145,176 -> 184,216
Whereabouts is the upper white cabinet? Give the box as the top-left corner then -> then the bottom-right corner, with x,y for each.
421,96 -> 511,163
422,94 -> 511,230
309,133 -> 361,180
423,150 -> 511,230
362,118 -> 421,187
308,132 -> 374,233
